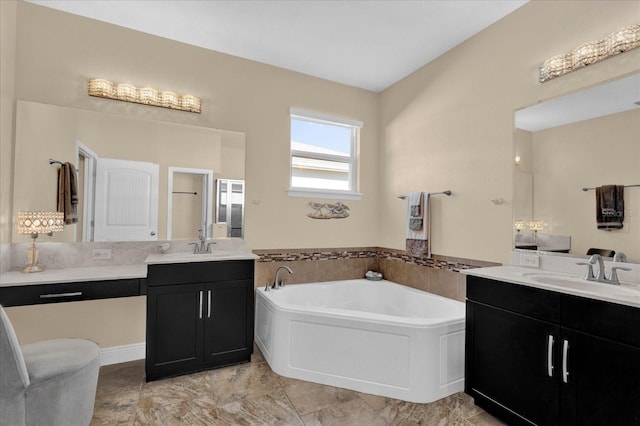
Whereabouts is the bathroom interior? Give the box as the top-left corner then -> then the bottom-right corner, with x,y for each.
1,1 -> 639,425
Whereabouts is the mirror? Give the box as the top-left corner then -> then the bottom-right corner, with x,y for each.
12,100 -> 245,242
513,73 -> 640,262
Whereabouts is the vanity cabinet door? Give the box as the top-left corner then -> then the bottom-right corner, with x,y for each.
466,300 -> 560,426
146,283 -> 204,381
203,279 -> 253,366
561,329 -> 640,426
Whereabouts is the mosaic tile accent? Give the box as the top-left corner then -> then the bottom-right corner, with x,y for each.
253,247 -> 499,272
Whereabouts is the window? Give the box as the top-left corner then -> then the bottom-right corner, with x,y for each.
289,108 -> 362,199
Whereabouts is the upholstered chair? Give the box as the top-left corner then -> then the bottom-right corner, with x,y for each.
0,305 -> 100,425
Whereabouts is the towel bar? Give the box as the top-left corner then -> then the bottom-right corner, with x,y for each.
582,184 -> 639,191
398,190 -> 452,199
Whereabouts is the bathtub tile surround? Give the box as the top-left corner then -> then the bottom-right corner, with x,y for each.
254,247 -> 499,303
91,347 -> 505,425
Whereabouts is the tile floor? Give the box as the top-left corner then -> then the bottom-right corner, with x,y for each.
91,347 -> 506,425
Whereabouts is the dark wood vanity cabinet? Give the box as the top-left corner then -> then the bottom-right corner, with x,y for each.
145,260 -> 254,382
0,278 -> 142,306
465,275 -> 640,426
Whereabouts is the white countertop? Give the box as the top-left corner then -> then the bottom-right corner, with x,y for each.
463,266 -> 640,309
145,250 -> 259,264
0,264 -> 148,287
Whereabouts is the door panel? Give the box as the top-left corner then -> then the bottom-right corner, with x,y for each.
562,329 -> 640,425
204,280 -> 252,365
467,301 -> 560,426
146,284 -> 203,379
94,158 -> 159,241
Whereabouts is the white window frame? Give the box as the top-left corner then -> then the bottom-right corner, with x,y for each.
288,108 -> 363,200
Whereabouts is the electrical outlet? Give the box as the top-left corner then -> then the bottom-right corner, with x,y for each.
92,248 -> 112,260
520,253 -> 540,268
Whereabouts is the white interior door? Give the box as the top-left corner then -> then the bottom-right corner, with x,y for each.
94,158 -> 159,241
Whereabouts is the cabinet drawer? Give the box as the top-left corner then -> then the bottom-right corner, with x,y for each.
0,279 -> 141,307
466,275 -> 561,323
562,294 -> 640,348
147,260 -> 254,286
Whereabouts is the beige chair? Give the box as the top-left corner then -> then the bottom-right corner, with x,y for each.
0,305 -> 100,426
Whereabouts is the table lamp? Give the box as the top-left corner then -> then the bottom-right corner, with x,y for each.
17,211 -> 64,273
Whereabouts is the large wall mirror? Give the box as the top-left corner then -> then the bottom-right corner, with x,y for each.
513,73 -> 640,262
13,101 -> 245,242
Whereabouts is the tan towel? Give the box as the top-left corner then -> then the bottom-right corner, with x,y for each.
406,192 -> 429,258
596,185 -> 624,230
57,162 -> 78,224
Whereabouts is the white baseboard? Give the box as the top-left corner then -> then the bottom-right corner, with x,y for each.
100,342 -> 145,366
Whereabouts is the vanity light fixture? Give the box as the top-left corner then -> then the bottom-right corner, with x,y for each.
17,211 -> 64,273
528,220 -> 544,234
88,78 -> 202,113
539,24 -> 640,83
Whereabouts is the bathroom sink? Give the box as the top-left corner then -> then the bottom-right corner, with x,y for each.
145,250 -> 258,264
525,273 -> 640,298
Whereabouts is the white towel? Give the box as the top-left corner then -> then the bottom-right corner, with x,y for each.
406,192 -> 430,258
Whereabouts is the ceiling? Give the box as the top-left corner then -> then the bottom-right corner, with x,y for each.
26,0 -> 528,92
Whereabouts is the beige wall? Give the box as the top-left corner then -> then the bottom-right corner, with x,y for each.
0,1 -> 16,245
9,1 -> 381,252
2,1 -> 640,347
531,109 -> 640,259
378,0 -> 640,264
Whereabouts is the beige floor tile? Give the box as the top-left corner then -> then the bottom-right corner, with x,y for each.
134,396 -> 228,426
91,358 -> 492,426
138,369 -> 217,406
217,388 -> 303,426
441,392 -> 484,419
207,361 -> 284,405
465,411 -> 508,426
91,403 -> 138,426
301,397 -> 387,426
357,392 -> 389,411
387,400 -> 465,426
279,375 -> 360,415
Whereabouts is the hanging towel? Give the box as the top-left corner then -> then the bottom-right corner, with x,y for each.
596,185 -> 624,230
57,162 -> 78,224
409,191 -> 424,231
406,192 -> 430,258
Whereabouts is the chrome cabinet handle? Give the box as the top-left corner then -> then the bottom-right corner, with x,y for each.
199,291 -> 203,319
562,339 -> 570,383
547,335 -> 555,377
40,292 -> 82,299
207,290 -> 212,318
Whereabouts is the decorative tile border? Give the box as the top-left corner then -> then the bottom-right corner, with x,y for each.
252,247 -> 500,272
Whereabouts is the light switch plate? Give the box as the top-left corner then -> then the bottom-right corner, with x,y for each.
520,253 -> 540,268
92,248 -> 112,260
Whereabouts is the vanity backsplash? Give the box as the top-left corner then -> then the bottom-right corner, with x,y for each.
6,239 -> 247,271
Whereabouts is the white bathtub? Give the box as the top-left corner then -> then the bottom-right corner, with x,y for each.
255,279 -> 466,403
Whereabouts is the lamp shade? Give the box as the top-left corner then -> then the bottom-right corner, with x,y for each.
17,211 -> 64,235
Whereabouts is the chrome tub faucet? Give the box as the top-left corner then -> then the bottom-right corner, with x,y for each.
272,266 -> 293,290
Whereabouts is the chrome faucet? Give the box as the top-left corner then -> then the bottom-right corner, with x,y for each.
590,254 -> 606,282
613,252 -> 627,263
189,229 -> 215,254
272,266 -> 293,290
576,254 -> 631,285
